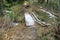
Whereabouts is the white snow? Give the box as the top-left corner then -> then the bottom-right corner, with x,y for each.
13,22 -> 19,26
24,12 -> 35,26
40,9 -> 55,18
6,10 -> 12,13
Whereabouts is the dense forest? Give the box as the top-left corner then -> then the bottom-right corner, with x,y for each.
0,0 -> 60,40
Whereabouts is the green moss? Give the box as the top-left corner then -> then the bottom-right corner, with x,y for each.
10,4 -> 20,14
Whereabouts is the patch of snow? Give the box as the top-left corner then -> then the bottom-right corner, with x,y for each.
46,23 -> 51,25
12,22 -> 19,26
32,12 -> 41,22
42,22 -> 46,24
24,12 -> 35,27
6,10 -> 12,13
32,12 -> 51,26
40,9 -> 55,18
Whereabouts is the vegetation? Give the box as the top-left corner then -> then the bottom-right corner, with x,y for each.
0,0 -> 60,40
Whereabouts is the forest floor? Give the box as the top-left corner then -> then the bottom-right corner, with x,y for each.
0,4 -> 57,40
0,22 -> 55,40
